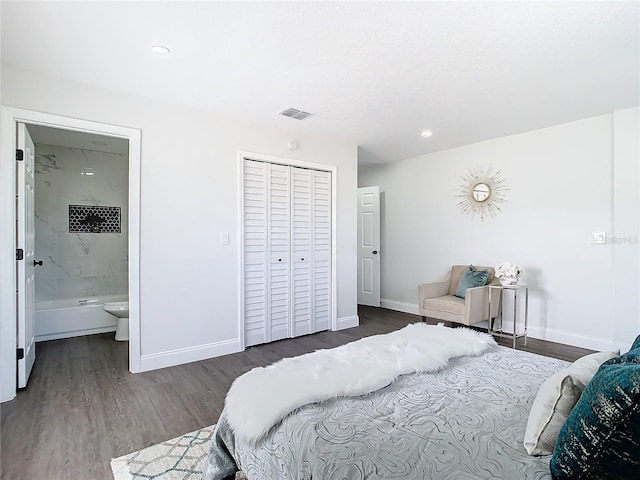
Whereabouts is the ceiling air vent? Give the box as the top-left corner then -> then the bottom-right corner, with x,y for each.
279,107 -> 312,120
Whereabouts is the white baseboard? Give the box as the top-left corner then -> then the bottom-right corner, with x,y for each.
380,299 -> 419,315
378,300 -> 629,352
336,315 -> 359,330
140,338 -> 241,372
526,326 -> 631,352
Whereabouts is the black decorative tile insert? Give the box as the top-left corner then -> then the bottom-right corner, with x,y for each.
69,205 -> 121,233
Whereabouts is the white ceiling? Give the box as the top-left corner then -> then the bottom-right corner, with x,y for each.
2,1 -> 638,165
27,124 -> 129,155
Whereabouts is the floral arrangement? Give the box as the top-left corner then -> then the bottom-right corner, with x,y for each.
495,262 -> 524,282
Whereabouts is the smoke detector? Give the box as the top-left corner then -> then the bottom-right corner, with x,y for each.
279,107 -> 312,120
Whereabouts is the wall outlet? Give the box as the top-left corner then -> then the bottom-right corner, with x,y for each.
592,232 -> 606,244
220,232 -> 230,245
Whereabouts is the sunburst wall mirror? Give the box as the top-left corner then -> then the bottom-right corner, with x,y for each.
456,165 -> 508,221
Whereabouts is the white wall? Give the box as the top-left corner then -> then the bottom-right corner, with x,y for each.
359,109 -> 639,351
1,63 -> 358,372
612,108 -> 640,346
34,144 -> 129,303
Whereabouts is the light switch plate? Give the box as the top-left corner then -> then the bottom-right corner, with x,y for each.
592,232 -> 606,244
220,232 -> 230,245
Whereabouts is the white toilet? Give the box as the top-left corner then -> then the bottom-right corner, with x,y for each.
104,301 -> 129,341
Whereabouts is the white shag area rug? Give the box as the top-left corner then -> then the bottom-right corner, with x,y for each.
226,323 -> 496,444
110,425 -> 246,480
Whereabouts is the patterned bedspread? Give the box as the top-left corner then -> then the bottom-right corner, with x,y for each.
203,346 -> 568,480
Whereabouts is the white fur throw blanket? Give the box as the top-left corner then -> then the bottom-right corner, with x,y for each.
226,323 -> 496,444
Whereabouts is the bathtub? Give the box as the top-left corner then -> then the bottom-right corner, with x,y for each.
35,294 -> 127,342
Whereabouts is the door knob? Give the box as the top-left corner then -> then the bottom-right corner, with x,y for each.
372,250 -> 378,255
34,260 -> 43,266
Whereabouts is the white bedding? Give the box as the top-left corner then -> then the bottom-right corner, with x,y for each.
205,346 -> 569,480
226,323 -> 497,444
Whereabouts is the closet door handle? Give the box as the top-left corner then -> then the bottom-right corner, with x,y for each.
301,258 -> 304,261
372,250 -> 378,255
34,260 -> 43,266
278,258 -> 282,262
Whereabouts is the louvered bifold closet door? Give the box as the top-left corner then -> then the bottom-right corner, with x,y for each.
243,160 -> 290,347
267,163 -> 291,342
291,167 -> 332,336
291,168 -> 312,336
243,160 -> 268,346
312,170 -> 331,332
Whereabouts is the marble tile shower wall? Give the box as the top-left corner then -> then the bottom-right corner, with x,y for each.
35,144 -> 129,303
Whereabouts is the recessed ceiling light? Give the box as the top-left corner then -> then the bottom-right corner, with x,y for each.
421,130 -> 433,138
92,141 -> 108,147
152,45 -> 170,56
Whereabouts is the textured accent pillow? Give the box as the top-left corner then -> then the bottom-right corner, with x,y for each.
523,350 -> 619,455
454,265 -> 488,299
550,349 -> 640,480
630,334 -> 640,352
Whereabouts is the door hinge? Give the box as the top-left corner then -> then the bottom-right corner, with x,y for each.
16,149 -> 24,161
16,348 -> 24,360
16,249 -> 24,261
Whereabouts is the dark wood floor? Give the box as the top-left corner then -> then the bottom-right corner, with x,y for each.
0,306 -> 593,480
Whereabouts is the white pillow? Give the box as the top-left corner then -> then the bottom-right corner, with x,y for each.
523,350 -> 619,456
568,350 -> 620,388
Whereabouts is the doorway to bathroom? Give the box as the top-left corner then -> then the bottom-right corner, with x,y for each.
29,124 -> 129,339
0,108 -> 142,402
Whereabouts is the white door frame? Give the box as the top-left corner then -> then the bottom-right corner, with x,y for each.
0,107 -> 142,402
237,150 -> 337,350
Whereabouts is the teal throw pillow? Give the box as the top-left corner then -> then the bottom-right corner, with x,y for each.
550,350 -> 640,480
454,265 -> 488,299
629,334 -> 640,352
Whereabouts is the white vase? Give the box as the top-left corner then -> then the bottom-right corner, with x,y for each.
500,275 -> 518,286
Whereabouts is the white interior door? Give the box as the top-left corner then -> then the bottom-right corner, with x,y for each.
357,186 -> 380,307
17,123 -> 36,388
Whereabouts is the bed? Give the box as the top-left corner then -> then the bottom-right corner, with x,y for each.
203,326 -> 569,480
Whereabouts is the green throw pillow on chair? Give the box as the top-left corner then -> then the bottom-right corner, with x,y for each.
454,265 -> 489,299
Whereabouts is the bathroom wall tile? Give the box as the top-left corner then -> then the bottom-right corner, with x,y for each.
35,144 -> 129,301
35,278 -> 57,304
37,259 -> 64,280
56,234 -> 82,257
56,277 -> 95,299
46,253 -> 83,279
83,255 -> 119,278
91,276 -> 109,295
119,257 -> 129,276
35,219 -> 56,259
49,213 -> 69,234
107,273 -> 129,295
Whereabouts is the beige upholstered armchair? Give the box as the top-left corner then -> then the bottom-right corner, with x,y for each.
418,265 -> 501,326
